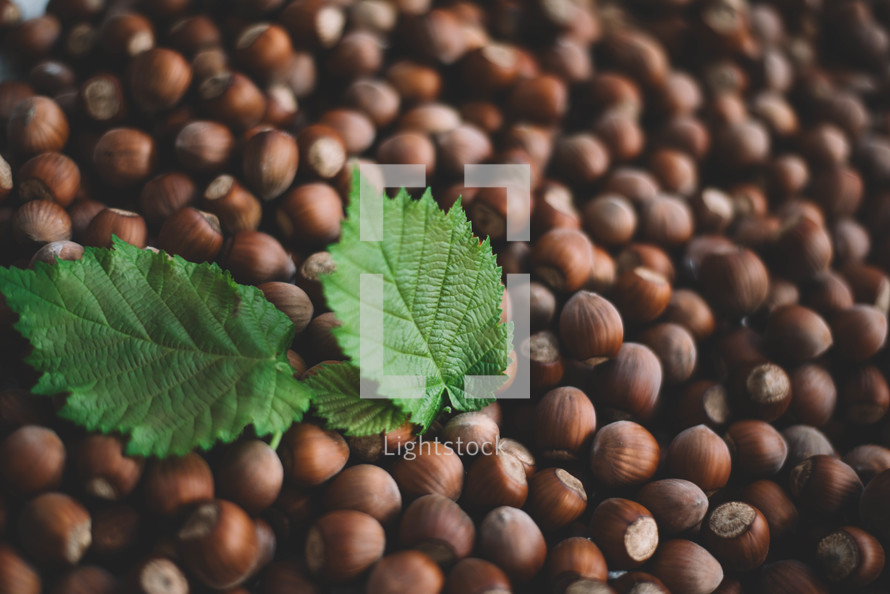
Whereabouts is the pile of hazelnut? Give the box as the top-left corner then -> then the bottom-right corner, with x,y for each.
1,0 -> 890,591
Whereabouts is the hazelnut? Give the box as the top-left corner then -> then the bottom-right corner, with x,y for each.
367,551 -> 444,594
441,412 -> 500,456
725,420 -> 788,477
49,565 -> 117,594
138,172 -> 196,225
527,468 -> 587,530
29,240 -> 83,267
772,217 -> 833,281
83,208 -> 147,248
756,560 -> 827,593
788,364 -> 836,427
531,228 -> 595,292
174,120 -> 235,174
128,48 -> 191,113
610,267 -> 672,324
7,96 -> 68,155
386,60 -> 441,104
590,421 -> 659,488
841,262 -> 890,314
667,424 -> 732,492
278,423 -> 348,487
18,492 -> 91,566
0,424 -> 65,496
547,537 -> 607,592
444,558 -> 511,594
464,452 -> 528,509
92,128 -> 156,188
617,243 -> 676,283
467,184 -> 531,242
142,452 -> 214,517
202,175 -> 262,233
12,198 -> 71,247
661,289 -> 715,341
280,0 -> 345,50
98,12 -> 154,58
600,29 -> 668,88
325,464 -> 401,525
674,380 -> 731,430
157,207 -> 223,263
781,425 -> 836,470
305,510 -> 385,583
589,498 -> 658,569
843,444 -> 890,483
235,23 -> 293,81
636,478 -> 708,536
298,124 -> 347,180
589,343 -> 663,424
177,499 -> 259,590
831,305 -> 888,362
552,133 -> 610,187
198,72 -> 266,131
276,183 -> 343,247
861,469 -> 890,541
815,526 -> 884,587
320,109 -> 376,155
611,572 -> 669,594
701,501 -> 770,571
739,479 -> 798,541
479,506 -> 546,582
0,544 -> 40,594
73,434 -> 143,500
582,194 -> 637,246
221,231 -> 296,284
840,365 -> 889,425
257,282 -> 314,334
79,73 -> 127,125
534,386 -> 596,458
790,455 -> 862,516
593,111 -> 645,162
344,78 -> 401,127
392,441 -> 463,501
699,247 -> 769,317
648,539 -> 724,594
215,439 -> 283,514
377,132 -> 437,177
235,130 -> 298,203
16,151 -> 79,206
399,493 -> 474,565
731,362 -> 792,422
508,74 -> 567,125
637,323 -> 696,384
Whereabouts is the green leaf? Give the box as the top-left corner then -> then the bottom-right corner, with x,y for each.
304,361 -> 408,436
0,237 -> 312,457
320,176 -> 512,430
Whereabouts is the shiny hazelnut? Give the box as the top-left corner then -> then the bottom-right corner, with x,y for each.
257,282 -> 313,334
589,498 -> 658,569
242,128 -> 299,201
479,506 -> 546,582
399,493 -> 474,565
29,240 -> 83,267
73,434 -> 143,501
215,439 -> 283,514
464,451 -> 528,509
78,73 -> 127,125
788,364 -> 836,427
174,120 -> 235,174
12,198 -> 71,247
202,175 -> 262,233
661,289 -> 715,341
699,247 -> 769,317
18,492 -> 91,566
7,96 -> 68,155
143,452 -> 214,517
16,151 -> 79,206
0,424 -> 65,496
701,501 -> 770,572
198,71 -> 266,130
531,228 -> 595,292
611,267 -> 672,324
376,131 -> 436,177
128,48 -> 191,113
790,455 -> 862,516
344,78 -> 401,127
92,128 -> 156,188
841,262 -> 890,314
815,526 -> 884,587
444,558 -> 511,594
552,133 -> 609,187
157,207 -> 223,263
637,478 -> 708,536
138,172 -> 196,225
306,510 -> 385,583
843,444 -> 890,484
831,305 -> 887,362
325,464 -> 401,525
278,423 -> 348,487
527,468 -> 587,530
725,419 -> 787,477
234,23 -> 292,81
276,183 -> 343,247
221,231 -> 296,284
83,208 -> 147,248
392,441 -> 463,501
582,194 -> 637,246
590,343 -> 663,423
648,539 -> 723,594
441,412 -> 500,456
367,551 -> 444,594
590,420 -> 659,489
667,424 -> 732,492
0,544 -> 40,594
534,386 -> 596,458
177,499 -> 259,589
320,109 -> 376,156
49,565 -> 117,594
732,362 -> 792,422
840,365 -> 889,425
617,243 -> 676,283
772,217 -> 833,281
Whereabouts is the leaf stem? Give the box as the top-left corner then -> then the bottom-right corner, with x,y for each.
269,431 -> 283,450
